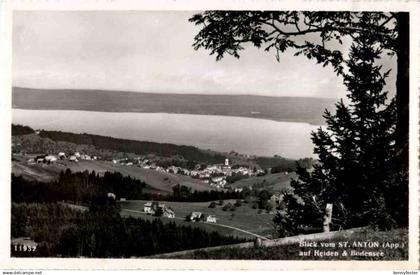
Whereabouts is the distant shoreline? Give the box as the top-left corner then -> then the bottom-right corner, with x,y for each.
13,87 -> 336,125
12,109 -> 318,159
12,107 -> 326,126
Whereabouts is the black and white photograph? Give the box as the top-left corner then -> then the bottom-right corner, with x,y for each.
3,1 -> 419,269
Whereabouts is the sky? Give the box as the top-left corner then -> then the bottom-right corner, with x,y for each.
12,11 -> 396,99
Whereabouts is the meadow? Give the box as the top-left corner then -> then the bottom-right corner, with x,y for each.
119,199 -> 276,239
12,158 -> 214,194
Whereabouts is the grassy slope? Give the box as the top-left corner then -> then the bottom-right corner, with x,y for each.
12,158 -> 215,193
168,228 -> 408,260
228,172 -> 293,192
119,199 -> 276,238
120,209 -> 254,240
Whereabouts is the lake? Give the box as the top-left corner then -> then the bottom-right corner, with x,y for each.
12,109 -> 319,159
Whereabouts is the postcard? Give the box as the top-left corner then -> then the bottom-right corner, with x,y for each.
1,0 -> 419,271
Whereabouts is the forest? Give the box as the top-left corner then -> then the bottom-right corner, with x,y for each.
38,128 -> 226,164
11,169 -> 249,257
11,169 -> 250,204
12,202 -> 244,257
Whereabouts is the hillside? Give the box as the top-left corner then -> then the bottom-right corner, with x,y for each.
120,199 -> 276,238
12,125 -> 226,165
13,87 -> 337,125
227,172 -> 293,193
12,158 -> 215,194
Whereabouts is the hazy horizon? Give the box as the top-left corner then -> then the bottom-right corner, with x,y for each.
12,86 -> 340,99
13,10 -> 383,99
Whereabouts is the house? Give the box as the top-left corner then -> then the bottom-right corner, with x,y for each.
69,156 -> 78,162
45,155 -> 57,164
205,215 -> 217,223
81,154 -> 91,160
58,152 -> 66,159
144,202 -> 154,214
163,208 -> 175,218
188,211 -> 203,222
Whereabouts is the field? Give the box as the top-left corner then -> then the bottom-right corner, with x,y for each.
119,199 -> 276,239
12,157 -> 215,193
228,172 -> 293,192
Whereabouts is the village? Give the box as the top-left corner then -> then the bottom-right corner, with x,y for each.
115,156 -> 265,189
25,148 -> 264,190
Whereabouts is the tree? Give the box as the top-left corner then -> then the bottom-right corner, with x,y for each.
190,11 -> 408,233
189,11 -> 409,173
274,18 -> 406,234
257,190 -> 272,210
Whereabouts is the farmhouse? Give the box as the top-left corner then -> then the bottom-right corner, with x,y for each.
58,152 -> 66,159
163,208 -> 175,218
205,215 -> 217,223
69,156 -> 78,162
188,211 -> 203,222
144,202 -> 154,214
45,155 -> 57,164
80,154 -> 92,160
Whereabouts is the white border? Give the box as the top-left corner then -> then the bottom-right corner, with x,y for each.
1,0 -> 419,270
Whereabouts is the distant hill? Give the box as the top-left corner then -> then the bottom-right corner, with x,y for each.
12,87 -> 338,125
12,124 -> 226,165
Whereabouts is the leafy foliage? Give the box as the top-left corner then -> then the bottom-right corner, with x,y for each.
189,11 -> 397,72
